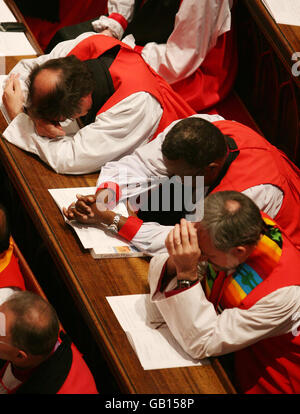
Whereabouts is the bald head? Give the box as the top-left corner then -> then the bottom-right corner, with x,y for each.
30,68 -> 62,105
224,199 -> 241,214
27,55 -> 95,122
198,191 -> 265,251
3,291 -> 59,356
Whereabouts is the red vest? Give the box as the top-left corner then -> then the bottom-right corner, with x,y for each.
211,120 -> 300,250
0,240 -> 25,291
172,29 -> 238,112
57,343 -> 98,394
0,338 -> 98,394
68,35 -> 195,141
235,216 -> 300,393
131,0 -> 237,112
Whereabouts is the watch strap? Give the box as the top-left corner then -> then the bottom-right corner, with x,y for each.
107,214 -> 121,234
176,279 -> 198,289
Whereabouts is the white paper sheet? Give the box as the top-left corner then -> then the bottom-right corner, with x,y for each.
107,294 -> 208,370
49,187 -> 147,258
0,32 -> 37,56
0,0 -> 37,56
0,0 -> 17,21
262,0 -> 300,26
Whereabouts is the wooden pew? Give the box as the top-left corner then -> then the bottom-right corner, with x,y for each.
235,0 -> 300,167
13,239 -> 47,298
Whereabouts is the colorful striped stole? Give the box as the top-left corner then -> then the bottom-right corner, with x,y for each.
204,217 -> 283,311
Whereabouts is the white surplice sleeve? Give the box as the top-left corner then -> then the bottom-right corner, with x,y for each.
92,0 -> 135,39
97,124 -> 169,194
93,1 -> 232,84
3,92 -> 163,174
148,254 -> 300,360
139,0 -> 233,84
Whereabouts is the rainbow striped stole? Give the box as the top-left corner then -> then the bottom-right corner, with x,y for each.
204,217 -> 283,311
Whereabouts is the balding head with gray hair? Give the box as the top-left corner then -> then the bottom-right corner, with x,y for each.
3,291 -> 59,356
199,191 -> 266,252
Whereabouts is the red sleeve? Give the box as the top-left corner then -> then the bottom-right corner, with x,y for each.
118,216 -> 143,241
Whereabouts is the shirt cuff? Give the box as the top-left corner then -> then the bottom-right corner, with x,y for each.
108,13 -> 128,31
155,262 -> 200,298
92,16 -> 124,39
165,282 -> 200,298
118,216 -> 143,241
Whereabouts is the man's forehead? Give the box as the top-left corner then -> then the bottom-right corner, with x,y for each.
196,224 -> 215,250
164,158 -> 199,174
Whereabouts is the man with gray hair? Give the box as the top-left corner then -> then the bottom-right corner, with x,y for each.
148,191 -> 300,394
0,291 -> 98,394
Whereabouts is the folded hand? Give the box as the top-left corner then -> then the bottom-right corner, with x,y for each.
2,74 -> 24,120
63,193 -> 114,226
165,219 -> 201,280
33,118 -> 65,139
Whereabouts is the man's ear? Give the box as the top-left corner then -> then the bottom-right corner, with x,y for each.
231,245 -> 253,260
204,162 -> 221,181
205,162 -> 219,171
16,350 -> 28,361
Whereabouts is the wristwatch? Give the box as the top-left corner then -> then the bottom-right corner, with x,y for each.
107,214 -> 121,234
176,279 -> 198,289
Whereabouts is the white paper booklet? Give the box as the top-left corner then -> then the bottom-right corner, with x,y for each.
0,0 -> 16,21
107,294 -> 208,370
49,186 -> 148,258
0,0 -> 37,56
262,0 -> 300,26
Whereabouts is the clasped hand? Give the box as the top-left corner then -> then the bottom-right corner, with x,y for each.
165,219 -> 201,280
2,74 -> 24,120
3,73 -> 65,138
33,118 -> 65,139
62,189 -> 136,226
63,193 -> 109,225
